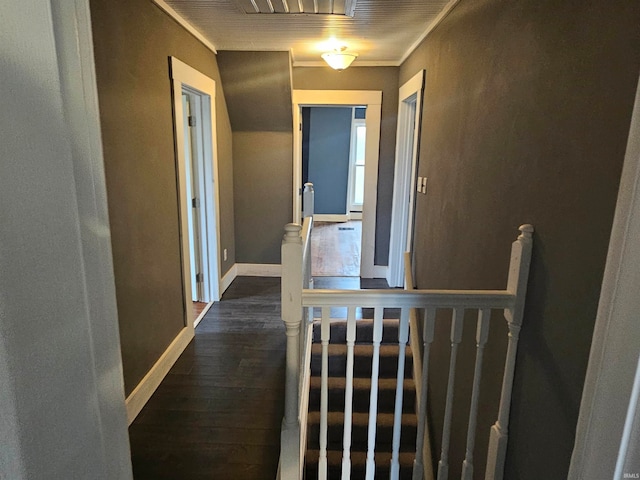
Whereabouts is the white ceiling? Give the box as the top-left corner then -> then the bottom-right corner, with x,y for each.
156,0 -> 459,65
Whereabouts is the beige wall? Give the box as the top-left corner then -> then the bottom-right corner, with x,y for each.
233,132 -> 293,263
400,0 -> 640,478
217,51 -> 294,263
292,67 -> 399,265
90,0 -> 235,394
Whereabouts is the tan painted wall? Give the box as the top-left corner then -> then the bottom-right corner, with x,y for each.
90,0 -> 235,394
217,51 -> 293,132
400,0 -> 640,478
292,66 -> 399,265
233,132 -> 293,263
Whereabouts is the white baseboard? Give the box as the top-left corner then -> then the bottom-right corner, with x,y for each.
313,214 -> 349,222
193,301 -> 213,329
125,326 -> 194,424
220,264 -> 237,294
236,263 -> 282,277
373,265 -> 388,278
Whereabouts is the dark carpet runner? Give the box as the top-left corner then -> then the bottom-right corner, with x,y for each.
306,319 -> 417,479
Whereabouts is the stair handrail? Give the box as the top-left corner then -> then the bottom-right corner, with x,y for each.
404,252 -> 435,480
280,223 -> 533,480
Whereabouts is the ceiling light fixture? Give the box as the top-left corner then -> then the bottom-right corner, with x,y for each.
321,46 -> 358,71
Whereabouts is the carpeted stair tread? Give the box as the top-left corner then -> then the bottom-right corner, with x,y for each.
306,316 -> 417,478
311,343 -> 413,357
312,319 -> 405,344
308,380 -> 416,414
309,376 -> 414,391
307,410 -> 417,428
305,448 -> 415,467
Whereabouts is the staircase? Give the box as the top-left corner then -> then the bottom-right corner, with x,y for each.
306,318 -> 418,479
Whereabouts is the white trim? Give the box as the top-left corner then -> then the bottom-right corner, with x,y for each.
314,214 -> 350,222
220,264 -> 238,294
236,263 -> 282,277
569,73 -> 640,479
346,113 -> 366,213
293,89 -> 382,279
373,265 -> 389,279
152,0 -> 217,53
349,211 -> 363,220
49,0 -> 132,474
125,326 -> 194,424
293,60 -> 400,67
171,57 -> 223,328
398,0 -> 460,65
193,301 -> 213,328
387,70 -> 425,288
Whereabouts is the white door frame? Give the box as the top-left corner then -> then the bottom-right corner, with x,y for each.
293,90 -> 382,278
170,57 -> 222,327
387,71 -> 425,287
568,72 -> 640,479
346,110 -> 366,216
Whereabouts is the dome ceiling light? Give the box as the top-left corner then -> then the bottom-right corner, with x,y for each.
321,46 -> 358,71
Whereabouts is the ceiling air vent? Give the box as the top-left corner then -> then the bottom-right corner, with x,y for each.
232,0 -> 357,16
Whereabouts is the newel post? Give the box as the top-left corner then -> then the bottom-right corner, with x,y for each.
280,223 -> 303,479
303,182 -> 314,218
485,224 -> 534,480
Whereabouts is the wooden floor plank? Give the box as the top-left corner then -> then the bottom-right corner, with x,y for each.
311,221 -> 362,277
129,276 -> 285,480
128,275 -> 392,479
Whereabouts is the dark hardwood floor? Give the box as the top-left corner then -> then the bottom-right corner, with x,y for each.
129,275 -> 393,479
130,277 -> 285,480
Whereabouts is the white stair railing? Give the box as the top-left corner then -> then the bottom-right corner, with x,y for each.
280,183 -> 314,480
279,224 -> 534,480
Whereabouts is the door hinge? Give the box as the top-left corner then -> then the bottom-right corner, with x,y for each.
196,272 -> 204,283
299,122 -> 302,131
192,197 -> 200,208
188,115 -> 196,127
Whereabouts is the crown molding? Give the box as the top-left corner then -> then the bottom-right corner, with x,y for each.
398,0 -> 459,65
152,0 -> 218,53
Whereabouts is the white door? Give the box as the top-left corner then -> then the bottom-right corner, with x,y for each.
387,71 -> 425,287
182,93 -> 205,301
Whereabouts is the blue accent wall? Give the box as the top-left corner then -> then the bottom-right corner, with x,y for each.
306,107 -> 353,215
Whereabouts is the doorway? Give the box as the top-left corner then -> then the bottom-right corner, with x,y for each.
170,57 -> 222,329
302,105 -> 366,277
387,71 -> 425,287
293,90 -> 382,278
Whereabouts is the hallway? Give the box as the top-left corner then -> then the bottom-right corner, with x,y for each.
129,277 -> 285,479
128,275 -> 392,478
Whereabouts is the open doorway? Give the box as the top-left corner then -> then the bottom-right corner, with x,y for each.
302,106 -> 366,276
170,57 -> 222,328
293,90 -> 382,278
387,71 -> 425,287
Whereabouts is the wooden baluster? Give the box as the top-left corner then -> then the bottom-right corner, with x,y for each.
319,307 -> 331,480
365,307 -> 384,480
461,309 -> 491,480
390,307 -> 410,479
280,223 -> 303,479
437,308 -> 465,480
412,308 -> 436,480
485,225 -> 534,480
341,307 -> 357,479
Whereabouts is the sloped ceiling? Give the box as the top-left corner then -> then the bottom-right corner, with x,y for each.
216,51 -> 293,132
157,0 -> 458,65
